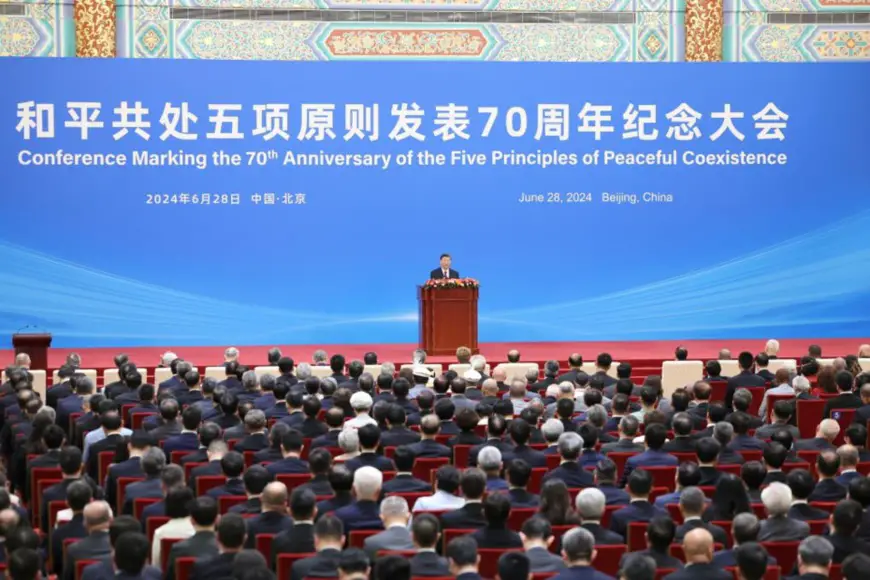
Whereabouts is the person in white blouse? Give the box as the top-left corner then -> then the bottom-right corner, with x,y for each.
151,486 -> 195,565
412,465 -> 465,513
342,392 -> 377,431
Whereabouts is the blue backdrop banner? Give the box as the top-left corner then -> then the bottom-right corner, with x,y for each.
2,59 -> 869,347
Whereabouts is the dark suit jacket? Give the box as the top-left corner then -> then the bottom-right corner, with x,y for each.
51,513 -> 86,575
228,497 -> 261,515
471,525 -> 523,549
149,421 -> 182,441
663,562 -> 732,580
440,502 -> 486,530
623,549 -> 682,571
663,437 -> 697,453
310,430 -> 341,450
86,433 -> 125,480
82,561 -> 161,580
188,460 -> 222,492
581,522 -> 623,545
826,532 -> 870,563
855,404 -> 870,427
725,371 -> 767,408
63,531 -> 112,580
609,501 -> 667,539
30,449 -> 62,469
316,493 -> 354,517
599,484 -> 630,506
789,502 -> 831,521
381,427 -> 422,448
808,479 -> 847,502
601,439 -> 645,455
619,450 -> 678,486
676,518 -> 729,546
730,434 -> 765,451
166,531 -> 219,580
823,392 -> 863,418
266,457 -> 310,476
205,477 -> 245,498
511,445 -> 547,468
121,476 -> 162,515
47,381 -> 74,409
234,433 -> 270,453
244,511 -> 294,548
430,268 -> 459,279
190,552 -> 237,580
542,461 -> 594,488
551,565 -> 615,580
162,432 -> 200,456
382,474 -> 432,494
758,516 -> 810,541
41,476 -> 104,531
410,551 -> 451,576
334,500 -> 384,531
698,466 -> 722,487
265,403 -> 290,421
299,417 -> 328,439
344,452 -> 395,473
299,475 -> 334,497
448,431 -> 485,448
794,437 -> 835,451
291,548 -> 342,580
141,500 -> 165,520
105,456 -> 144,511
180,448 -> 209,465
712,549 -> 776,568
272,522 -> 316,567
408,440 -> 453,460
253,446 -> 284,464
525,546 -> 566,573
499,488 -> 540,508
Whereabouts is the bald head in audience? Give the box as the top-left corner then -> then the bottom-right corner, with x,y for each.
817,419 -> 840,443
84,501 -> 112,532
683,528 -> 715,565
262,482 -> 288,512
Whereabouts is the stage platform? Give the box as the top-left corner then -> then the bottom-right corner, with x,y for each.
3,338 -> 867,369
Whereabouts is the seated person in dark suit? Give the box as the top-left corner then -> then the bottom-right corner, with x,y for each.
843,423 -> 870,462
162,405 -> 202,457
265,428 -> 310,477
755,399 -> 801,442
232,408 -> 269,453
794,418 -> 839,451
620,515 -> 684,570
175,370 -> 206,408
63,500 -> 114,580
121,446 -> 166,515
253,422 -> 289,464
407,414 -> 453,460
549,526 -> 614,580
468,414 -> 516,467
470,493 -> 522,549
334,466 -> 385,532
104,430 -> 152,512
600,414 -> 645,455
758,482 -> 811,542
316,466 -> 355,516
478,446 -> 509,493
309,407 -> 344,450
444,535 -> 485,580
618,423 -> 679,487
520,517 -> 565,573
179,422 -> 221,466
675,487 -> 729,546
205,450 -> 246,498
656,462 -> 703,509
434,398 -> 460,436
610,469 -> 667,539
712,513 -> 777,568
577,487 -> 625,545
290,514 -> 344,580
769,429 -> 803,465
808,450 -> 848,502
298,397 -> 327,439
823,370 -> 863,419
662,527 -> 733,580
146,398 -> 183,441
730,542 -> 772,580
362,496 -> 415,560
84,411 -> 128,482
593,458 -> 630,506
263,380 -> 290,421
6,549 -> 41,580
243,481 -> 294,546
836,445 -> 863,487
789,535 -> 839,578
188,439 -> 227,495
41,446 -> 105,532
272,487 -> 318,567
712,421 -> 745,465
297,448 -> 336,497
761,443 -> 789,487
498,459 -> 539,508
787,468 -> 834,521
728,410 -> 765,451
696,437 -> 724,487
381,446 -> 432,494
827,500 -> 870,563
410,513 -> 451,576
82,528 -> 162,580
541,431 -> 594,488
51,480 -> 92,575
380,405 -> 421,448
229,464 -> 270,515
508,418 -> 547,468
165,496 -> 220,580
663,412 -> 697,454
141,463 -> 187,520
189,513 -> 247,580
849,477 -> 870,541
725,352 -> 768,410
441,468 -> 487,530
728,390 -> 764,431
344,424 -> 396,473
741,460 -> 766,503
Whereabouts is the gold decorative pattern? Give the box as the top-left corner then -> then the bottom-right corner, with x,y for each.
75,0 -> 116,57
685,0 -> 723,61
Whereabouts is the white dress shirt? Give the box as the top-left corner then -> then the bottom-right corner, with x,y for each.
152,517 -> 195,565
412,490 -> 466,512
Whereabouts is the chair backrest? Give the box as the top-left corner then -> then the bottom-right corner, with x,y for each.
593,545 -> 628,577
133,497 -> 160,520
607,452 -> 638,478
386,492 -> 431,510
529,467 -> 547,494
809,501 -> 838,514
161,537 -> 181,571
767,359 -> 797,373
175,556 -> 198,580
581,362 -> 621,379
30,467 -> 62,526
196,475 -> 226,497
761,541 -> 800,574
218,495 -> 247,514
627,522 -> 648,552
54,368 -> 98,386
661,361 -> 703,396
741,450 -> 763,463
744,387 -> 766,416
830,564 -> 843,580
48,499 -> 67,531
666,503 -> 683,524
507,508 -> 537,531
480,548 -> 522,578
146,516 -> 170,541
644,466 -> 677,490
103,367 -> 147,385
76,559 -> 99,580
655,570 -> 677,580
453,445 -> 472,468
255,534 -> 276,561
709,381 -> 728,403
412,457 -> 450,482
494,363 -> 539,382
831,408 -> 857,445
796,399 -> 827,439
348,529 -> 381,548
767,394 -> 795,423
98,451 -> 116,483
131,412 -> 157,430
549,525 -> 573,554
276,473 -> 312,491
276,554 -> 316,580
116,476 -> 144,513
443,528 -> 476,551
808,520 -> 828,535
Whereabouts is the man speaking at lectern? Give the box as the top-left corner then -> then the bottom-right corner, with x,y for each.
430,253 -> 459,279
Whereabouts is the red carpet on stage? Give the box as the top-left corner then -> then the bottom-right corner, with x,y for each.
3,338 -> 867,369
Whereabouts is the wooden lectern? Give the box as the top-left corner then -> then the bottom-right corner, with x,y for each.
12,333 -> 52,370
418,285 -> 478,356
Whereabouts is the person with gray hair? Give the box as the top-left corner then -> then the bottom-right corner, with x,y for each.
601,414 -> 644,455
235,409 -> 268,452
380,361 -> 396,377
542,432 -> 593,488
758,482 -> 809,541
796,536 -> 834,577
266,347 -> 281,365
574,488 -> 623,545
312,350 -> 328,366
294,363 -> 312,381
477,447 -> 507,492
333,466 -> 382,531
224,347 -> 239,363
344,392 -> 376,430
542,419 -> 564,454
545,382 -> 579,419
336,429 -> 360,462
711,513 -> 776,568
121,447 -> 166,515
558,527 -> 602,575
675,487 -> 729,546
241,370 -> 260,394
362,496 -> 413,560
585,404 -> 609,435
